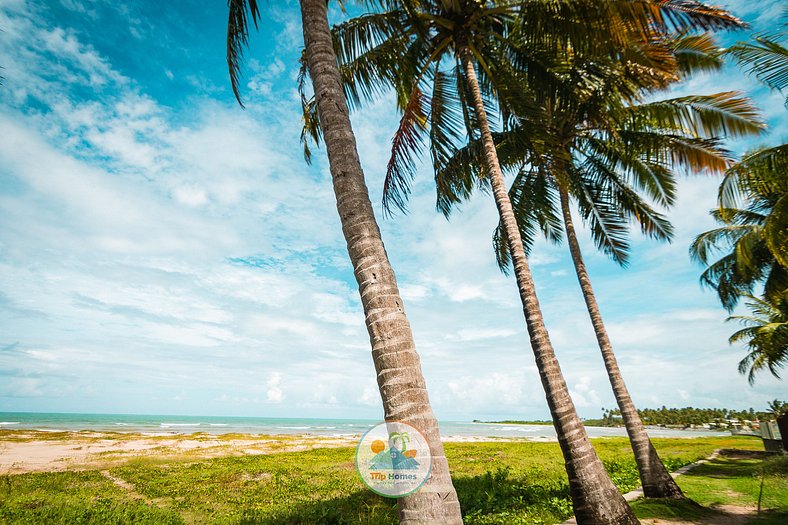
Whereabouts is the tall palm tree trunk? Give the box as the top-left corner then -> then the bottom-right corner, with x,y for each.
299,1 -> 462,522
558,188 -> 684,499
458,46 -> 639,525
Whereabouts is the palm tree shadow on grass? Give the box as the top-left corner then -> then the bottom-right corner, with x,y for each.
452,468 -> 573,522
632,498 -> 788,525
234,489 -> 397,525
630,498 -> 719,522
679,449 -> 774,480
231,468 -> 574,525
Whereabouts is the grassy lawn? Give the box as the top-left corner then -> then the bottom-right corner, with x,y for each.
0,436 -> 774,524
630,449 -> 788,525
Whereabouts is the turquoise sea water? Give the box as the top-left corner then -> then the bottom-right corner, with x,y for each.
0,412 -> 729,439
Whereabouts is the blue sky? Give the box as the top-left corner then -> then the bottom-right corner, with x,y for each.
0,0 -> 785,421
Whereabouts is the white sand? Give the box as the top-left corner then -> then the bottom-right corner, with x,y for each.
0,432 -> 357,474
0,430 -> 548,474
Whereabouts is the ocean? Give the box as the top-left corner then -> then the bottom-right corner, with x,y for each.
0,412 -> 730,439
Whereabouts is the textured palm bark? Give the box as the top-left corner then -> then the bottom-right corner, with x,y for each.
458,46 -> 639,525
299,1 -> 462,523
558,189 -> 685,499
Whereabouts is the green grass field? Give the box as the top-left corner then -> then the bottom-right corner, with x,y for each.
1,436 -> 783,525
630,449 -> 788,525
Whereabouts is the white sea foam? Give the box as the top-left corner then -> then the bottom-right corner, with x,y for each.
0,422 -> 20,425
276,426 -> 311,429
160,423 -> 201,427
209,424 -> 228,427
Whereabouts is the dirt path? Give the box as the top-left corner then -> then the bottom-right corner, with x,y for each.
639,504 -> 757,525
100,470 -> 150,502
562,449 -> 773,525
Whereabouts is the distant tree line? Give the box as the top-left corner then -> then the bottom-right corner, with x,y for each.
597,401 -> 786,426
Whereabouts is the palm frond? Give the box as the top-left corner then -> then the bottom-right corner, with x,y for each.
299,94 -> 322,164
728,294 -> 788,384
667,31 -> 724,76
227,0 -> 262,107
627,92 -> 764,139
765,195 -> 788,267
434,138 -> 486,217
711,207 -> 766,226
720,145 -> 788,208
582,134 -> 678,207
571,159 -> 632,265
382,85 -> 430,215
763,264 -> 788,307
494,166 -> 562,273
690,224 -> 758,264
700,257 -> 757,311
429,67 -> 468,201
655,0 -> 746,32
727,36 -> 788,103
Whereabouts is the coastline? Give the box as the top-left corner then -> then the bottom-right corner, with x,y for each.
0,424 -> 728,475
0,412 -> 731,439
0,413 -> 733,475
0,413 -> 732,475
0,430 -> 355,474
0,430 -> 549,475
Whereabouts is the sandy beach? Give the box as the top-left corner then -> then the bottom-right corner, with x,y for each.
0,431 -> 359,474
0,430 -> 539,475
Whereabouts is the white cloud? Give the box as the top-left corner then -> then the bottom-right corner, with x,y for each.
399,284 -> 429,302
452,328 -> 518,342
173,186 -> 209,207
569,376 -> 602,409
38,27 -> 127,87
266,373 -> 284,403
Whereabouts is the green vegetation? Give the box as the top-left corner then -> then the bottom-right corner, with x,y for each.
630,450 -> 788,525
486,403 -> 786,427
587,404 -> 785,427
0,436 -> 771,525
690,16 -> 788,384
0,471 -> 182,524
679,452 -> 788,509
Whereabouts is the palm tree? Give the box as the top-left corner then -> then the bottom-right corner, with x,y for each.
691,10 -> 788,318
691,12 -> 788,307
443,34 -> 761,499
690,15 -> 787,385
726,8 -> 788,107
226,1 -> 463,522
729,294 -> 788,383
692,145 -> 788,384
691,147 -> 788,311
302,1 -> 744,522
767,399 -> 788,418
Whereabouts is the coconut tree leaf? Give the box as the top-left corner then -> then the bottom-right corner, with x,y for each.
227,0 -> 262,107
626,92 -> 765,138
